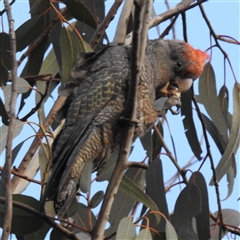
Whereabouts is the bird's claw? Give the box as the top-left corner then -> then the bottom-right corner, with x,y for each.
156,95 -> 182,117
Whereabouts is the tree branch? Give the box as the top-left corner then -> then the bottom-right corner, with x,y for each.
92,1 -> 149,238
11,96 -> 66,191
89,0 -> 123,49
0,197 -> 80,240
1,1 -> 17,239
0,166 -> 42,185
112,0 -> 134,44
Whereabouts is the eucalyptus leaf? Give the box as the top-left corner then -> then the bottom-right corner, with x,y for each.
116,217 -> 136,240
0,195 -> 45,235
198,63 -> 228,141
0,119 -> 24,154
210,83 -> 240,184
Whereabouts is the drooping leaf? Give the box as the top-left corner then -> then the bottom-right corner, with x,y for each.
60,27 -> 92,83
89,191 -> 104,209
105,167 -> 147,237
0,195 -> 45,235
120,173 -> 160,223
26,35 -> 49,75
198,63 -> 228,141
12,140 -> 25,165
135,228 -> 152,240
79,159 -> 93,193
16,223 -> 50,240
62,0 -> 97,29
16,15 -> 46,52
210,83 -> 240,184
0,119 -> 24,154
152,121 -> 164,161
170,172 -> 202,239
0,32 -> 11,86
210,209 -> 240,240
72,202 -> 96,230
165,220 -> 178,240
144,158 -> 168,232
2,84 -> 11,111
96,148 -> 119,181
192,172 -> 210,240
49,3 -> 62,70
218,85 -> 230,128
181,88 -> 202,160
140,130 -> 152,161
50,228 -> 69,240
0,97 -> 9,125
116,217 -> 136,240
16,77 -> 31,93
39,48 -> 60,76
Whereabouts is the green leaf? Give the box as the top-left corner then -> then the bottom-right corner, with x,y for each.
211,83 -> 240,184
165,220 -> 178,240
218,85 -> 230,128
210,209 -> 240,240
39,47 -> 60,76
116,217 -> 136,240
89,191 -> 104,209
60,27 -> 92,83
105,167 -> 146,236
62,0 -> 97,29
96,148 -> 119,181
140,130 -> 152,161
0,32 -> 11,86
152,121 -> 164,160
16,15 -> 46,52
198,63 -> 228,141
0,119 -> 24,154
16,77 -> 31,93
12,141 -> 25,165
26,35 -> 49,75
135,228 -> 152,240
144,158 -> 168,232
0,195 -> 45,235
16,224 -> 50,240
120,175 -> 160,223
72,202 -> 96,230
181,89 -> 202,160
79,159 -> 93,193
0,97 -> 9,125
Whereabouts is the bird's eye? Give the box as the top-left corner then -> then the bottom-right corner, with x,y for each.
176,61 -> 182,68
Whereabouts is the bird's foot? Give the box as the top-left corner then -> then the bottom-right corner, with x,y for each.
156,95 -> 181,117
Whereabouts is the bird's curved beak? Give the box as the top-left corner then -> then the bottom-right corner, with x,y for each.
158,77 -> 193,98
174,77 -> 193,93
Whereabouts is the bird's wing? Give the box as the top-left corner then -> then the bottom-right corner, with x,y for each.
43,45 -> 130,201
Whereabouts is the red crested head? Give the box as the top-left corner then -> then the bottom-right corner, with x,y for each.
184,43 -> 210,78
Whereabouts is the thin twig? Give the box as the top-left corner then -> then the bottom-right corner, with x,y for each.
0,166 -> 42,185
0,197 -> 80,240
159,15 -> 178,39
192,92 -> 224,239
89,0 -> 123,49
198,4 -> 238,82
11,96 -> 66,191
17,8 -> 67,67
20,78 -> 52,121
149,0 -> 206,29
92,1 -> 147,238
152,125 -> 188,184
1,1 -> 17,239
164,0 -> 176,39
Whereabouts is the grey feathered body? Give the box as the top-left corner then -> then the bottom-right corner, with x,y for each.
42,39 -> 203,217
